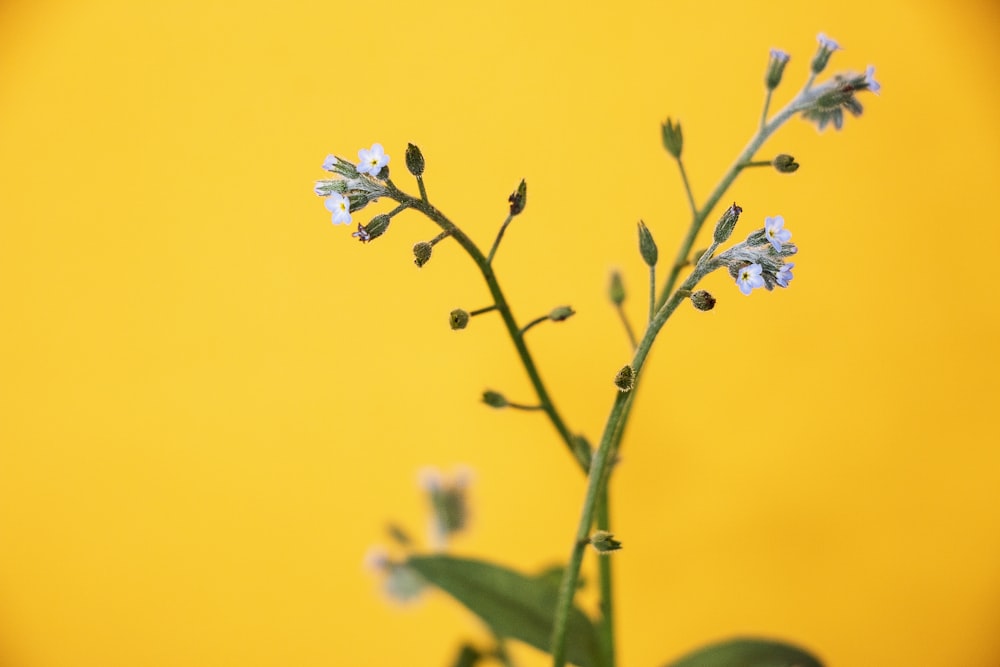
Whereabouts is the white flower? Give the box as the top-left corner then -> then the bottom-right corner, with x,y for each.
357,143 -> 390,176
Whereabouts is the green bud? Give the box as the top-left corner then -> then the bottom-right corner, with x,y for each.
354,214 -> 391,243
508,179 -> 527,216
548,306 -> 575,322
712,203 -> 742,245
637,220 -> 658,267
690,290 -> 716,311
589,530 -> 622,554
661,117 -> 683,159
772,154 -> 799,173
614,365 -> 635,392
405,143 -> 425,176
811,34 -> 840,75
413,241 -> 433,267
482,390 -> 508,408
608,271 -> 626,306
765,48 -> 790,90
450,309 -> 470,330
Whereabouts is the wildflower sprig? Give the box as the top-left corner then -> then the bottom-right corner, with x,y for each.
316,30 -> 878,667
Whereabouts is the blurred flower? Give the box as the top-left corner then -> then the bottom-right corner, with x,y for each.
764,215 -> 791,252
324,193 -> 352,225
776,262 -> 795,288
736,263 -> 765,295
357,142 -> 390,176
766,48 -> 790,90
418,466 -> 472,549
864,65 -> 881,95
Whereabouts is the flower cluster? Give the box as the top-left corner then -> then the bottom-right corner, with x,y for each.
801,33 -> 881,132
314,143 -> 391,229
714,215 -> 797,295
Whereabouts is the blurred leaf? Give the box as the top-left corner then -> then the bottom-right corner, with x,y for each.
407,555 -> 602,667
663,637 -> 823,667
450,643 -> 482,667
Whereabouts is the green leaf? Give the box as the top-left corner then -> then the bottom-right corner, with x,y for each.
407,555 -> 602,667
663,637 -> 824,667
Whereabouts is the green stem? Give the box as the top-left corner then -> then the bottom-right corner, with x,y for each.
487,214 -> 515,264
416,175 -> 428,203
614,304 -> 637,350
506,401 -> 545,411
676,158 -> 697,218
387,184 -> 588,472
595,487 -> 614,667
550,266 -> 710,667
760,88 -> 773,131
470,305 -> 498,317
648,265 -> 655,324
519,314 -> 550,336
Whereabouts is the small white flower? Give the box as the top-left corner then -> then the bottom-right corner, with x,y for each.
357,143 -> 390,176
324,193 -> 352,225
736,263 -> 766,296
864,65 -> 881,95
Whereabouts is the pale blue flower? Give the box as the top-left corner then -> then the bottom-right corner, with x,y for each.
770,48 -> 790,63
864,65 -> 881,95
776,262 -> 795,288
324,192 -> 352,225
764,215 -> 791,252
817,32 -> 840,52
736,263 -> 765,295
357,143 -> 390,176
322,154 -> 338,172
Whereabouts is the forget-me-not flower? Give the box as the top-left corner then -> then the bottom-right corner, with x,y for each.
764,216 -> 792,252
864,65 -> 881,95
357,143 -> 390,176
325,192 -> 352,225
776,262 -> 795,288
736,263 -> 766,295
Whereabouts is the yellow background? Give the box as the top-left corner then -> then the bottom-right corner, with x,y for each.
2,0 -> 998,665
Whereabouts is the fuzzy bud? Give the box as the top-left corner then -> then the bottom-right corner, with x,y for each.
661,117 -> 683,159
413,241 -> 433,267
548,306 -> 575,322
589,530 -> 622,554
352,214 -> 390,243
449,309 -> 470,330
690,290 -> 716,311
772,154 -> 799,173
482,390 -> 508,409
405,143 -> 425,176
508,179 -> 527,216
765,48 -> 790,90
608,271 -> 626,306
712,203 -> 742,245
637,220 -> 658,267
614,365 -> 635,392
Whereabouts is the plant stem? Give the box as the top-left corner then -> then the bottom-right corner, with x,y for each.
648,265 -> 655,324
487,214 -> 515,264
387,185 -> 588,472
550,266 -> 709,667
519,314 -> 550,336
595,487 -> 615,667
614,304 -> 637,350
676,158 -> 697,218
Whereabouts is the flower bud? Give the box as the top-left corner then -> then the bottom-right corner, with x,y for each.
353,215 -> 390,243
765,48 -> 790,90
661,117 -> 683,159
508,179 -> 527,216
712,203 -> 742,244
405,143 -> 425,176
811,32 -> 840,75
608,271 -> 626,306
548,306 -> 575,322
637,220 -> 658,267
376,165 -> 390,180
589,530 -> 622,554
482,390 -> 508,408
690,290 -> 716,311
614,365 -> 635,392
413,241 -> 433,267
450,309 -> 470,330
772,154 -> 799,173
